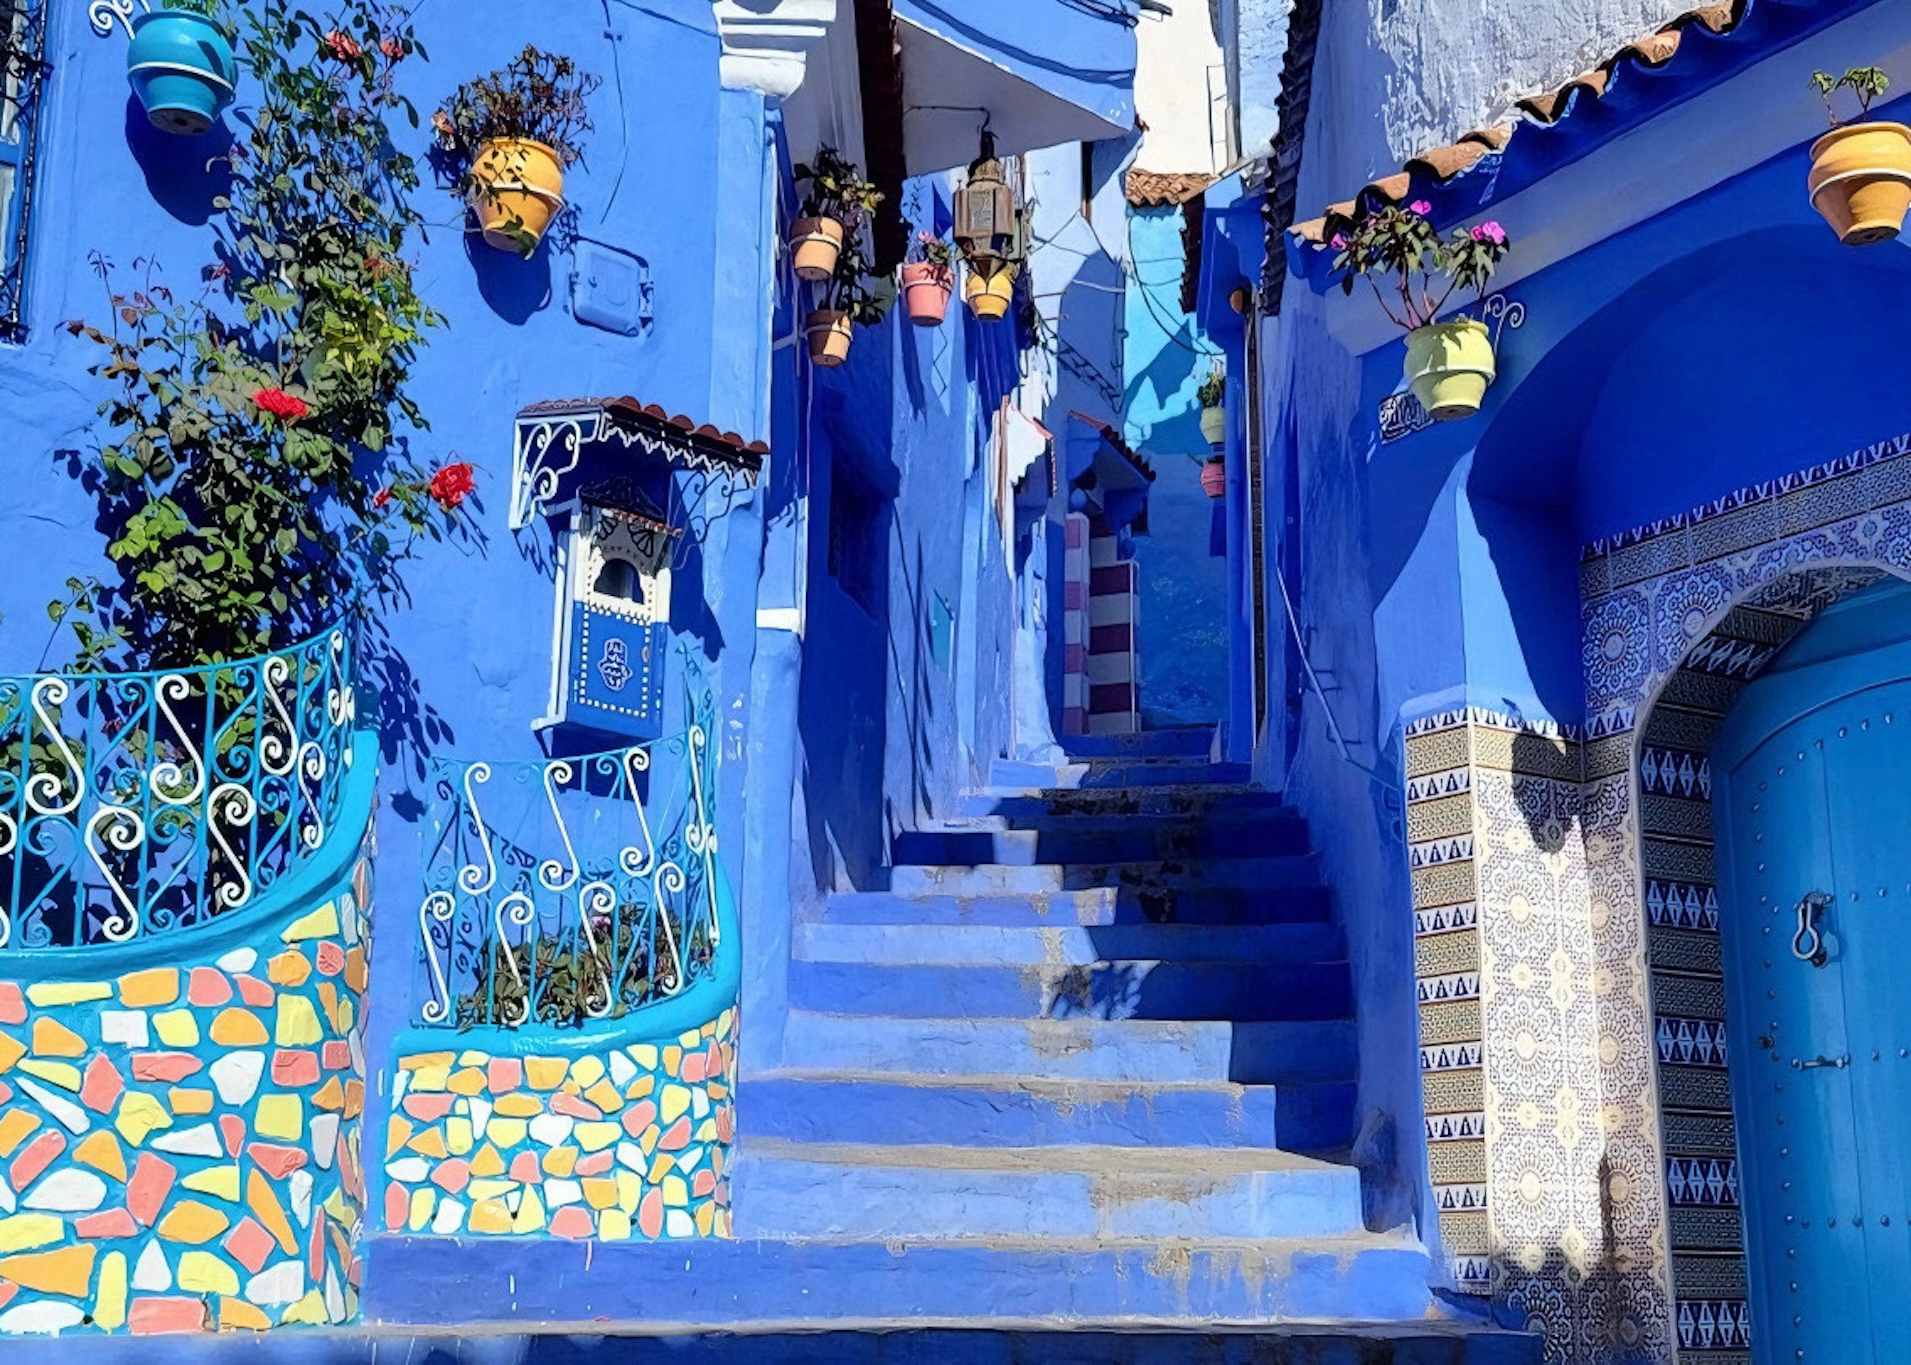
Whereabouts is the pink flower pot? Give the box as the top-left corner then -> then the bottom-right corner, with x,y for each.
1201,458 -> 1226,499
901,262 -> 953,326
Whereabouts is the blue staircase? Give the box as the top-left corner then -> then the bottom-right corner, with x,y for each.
739,741 -> 1540,1354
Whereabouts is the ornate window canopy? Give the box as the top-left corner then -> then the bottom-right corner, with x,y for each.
511,396 -> 765,531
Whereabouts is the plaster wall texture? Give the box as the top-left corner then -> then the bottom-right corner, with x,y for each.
0,831 -> 374,1336
1293,0 -> 1698,225
1133,0 -> 1228,173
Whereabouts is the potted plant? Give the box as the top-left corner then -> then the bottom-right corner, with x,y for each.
126,0 -> 238,136
1201,455 -> 1226,499
1333,201 -> 1510,421
807,234 -> 892,367
433,45 -> 601,257
901,231 -> 955,327
1808,67 -> 1911,245
1197,366 -> 1226,446
965,261 -> 1017,321
792,147 -> 882,283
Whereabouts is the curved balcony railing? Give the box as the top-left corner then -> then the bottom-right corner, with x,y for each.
0,628 -> 358,950
416,717 -> 723,1031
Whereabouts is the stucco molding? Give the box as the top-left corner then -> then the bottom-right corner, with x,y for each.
710,0 -> 839,100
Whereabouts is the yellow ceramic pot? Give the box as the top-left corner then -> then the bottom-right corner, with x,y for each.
1404,319 -> 1496,421
965,268 -> 1014,321
806,309 -> 854,368
1809,122 -> 1911,245
468,138 -> 566,255
791,216 -> 846,282
1200,405 -> 1227,446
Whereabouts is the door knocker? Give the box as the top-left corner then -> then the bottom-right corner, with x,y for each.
1793,890 -> 1833,967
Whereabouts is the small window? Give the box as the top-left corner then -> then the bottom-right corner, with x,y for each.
592,556 -> 643,603
0,0 -> 47,340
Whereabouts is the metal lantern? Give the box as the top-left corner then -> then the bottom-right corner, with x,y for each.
954,131 -> 1019,274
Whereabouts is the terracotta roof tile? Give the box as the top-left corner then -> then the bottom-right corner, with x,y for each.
518,396 -> 769,460
1125,168 -> 1217,208
1290,1 -> 1754,243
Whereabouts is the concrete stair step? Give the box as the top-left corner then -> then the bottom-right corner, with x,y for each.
787,957 -> 1351,1022
892,812 -> 1308,866
885,855 -> 1321,898
819,885 -> 1335,927
797,920 -> 1345,965
1064,726 -> 1215,759
732,1141 -> 1367,1241
745,1071 -> 1358,1152
956,783 -> 1284,820
361,1233 -> 1496,1337
779,1011 -> 1356,1085
990,759 -> 1254,790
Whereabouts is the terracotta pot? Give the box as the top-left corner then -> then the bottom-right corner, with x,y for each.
791,216 -> 846,281
965,268 -> 1014,321
1200,405 -> 1227,447
1404,318 -> 1496,421
467,138 -> 566,255
806,309 -> 854,367
1201,458 -> 1227,499
1809,121 -> 1911,245
901,263 -> 953,326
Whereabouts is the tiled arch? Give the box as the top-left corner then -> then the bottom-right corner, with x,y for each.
1402,430 -> 1911,1365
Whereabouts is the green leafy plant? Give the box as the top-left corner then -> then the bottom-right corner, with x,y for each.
1331,201 -> 1510,333
432,44 -> 600,167
1197,366 -> 1225,409
796,146 -> 883,228
822,231 -> 893,328
58,0 -> 461,670
1813,66 -> 1890,127
908,229 -> 954,273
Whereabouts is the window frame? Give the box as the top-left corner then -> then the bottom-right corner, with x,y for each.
0,0 -> 49,342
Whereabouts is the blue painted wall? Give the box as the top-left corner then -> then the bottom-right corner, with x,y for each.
1123,205 -> 1228,729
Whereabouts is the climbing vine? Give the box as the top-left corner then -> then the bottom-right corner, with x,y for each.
58,0 -> 465,670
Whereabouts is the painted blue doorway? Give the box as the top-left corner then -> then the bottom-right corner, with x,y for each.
1713,580 -> 1911,1363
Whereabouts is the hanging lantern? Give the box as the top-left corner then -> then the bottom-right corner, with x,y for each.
954,131 -> 1019,275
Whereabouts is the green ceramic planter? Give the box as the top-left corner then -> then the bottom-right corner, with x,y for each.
1404,318 -> 1496,421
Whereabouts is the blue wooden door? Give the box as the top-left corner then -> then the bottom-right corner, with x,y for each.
1716,651 -> 1911,1361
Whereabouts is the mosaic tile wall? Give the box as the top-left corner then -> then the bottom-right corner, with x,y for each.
0,854 -> 372,1336
382,1007 -> 736,1240
1400,434 -> 1911,1365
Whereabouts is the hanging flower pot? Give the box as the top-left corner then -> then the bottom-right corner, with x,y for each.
806,308 -> 854,367
965,267 -> 1014,321
791,217 -> 847,282
465,138 -> 567,254
1201,456 -> 1227,499
126,8 -> 238,136
1809,122 -> 1911,245
1404,318 -> 1497,421
901,262 -> 953,327
1200,405 -> 1227,447
1807,68 -> 1911,245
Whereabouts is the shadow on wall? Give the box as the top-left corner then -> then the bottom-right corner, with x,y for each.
125,99 -> 234,226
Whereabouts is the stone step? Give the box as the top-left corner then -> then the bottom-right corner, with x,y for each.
990,759 -> 1254,790
787,957 -> 1351,1023
745,1071 -> 1359,1152
797,920 -> 1345,965
892,811 -> 1309,866
732,1141 -> 1367,1241
817,886 -> 1336,927
360,1233 -> 1492,1338
885,855 -> 1321,898
1064,726 -> 1215,759
779,1011 -> 1356,1086
33,1316 -> 1545,1361
956,783 -> 1285,820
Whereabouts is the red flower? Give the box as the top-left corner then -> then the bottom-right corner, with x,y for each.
371,487 -> 393,510
252,388 -> 310,422
325,30 -> 362,61
427,462 -> 476,511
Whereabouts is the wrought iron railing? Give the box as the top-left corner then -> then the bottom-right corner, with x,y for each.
0,628 -> 359,950
415,718 -> 722,1031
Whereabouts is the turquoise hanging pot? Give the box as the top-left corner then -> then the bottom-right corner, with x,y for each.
126,9 -> 238,136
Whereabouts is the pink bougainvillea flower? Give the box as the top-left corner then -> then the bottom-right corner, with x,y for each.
1329,233 -> 1346,249
252,388 -> 310,422
1409,200 -> 1432,215
1473,220 -> 1507,245
427,462 -> 476,511
325,30 -> 362,61
379,36 -> 405,62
